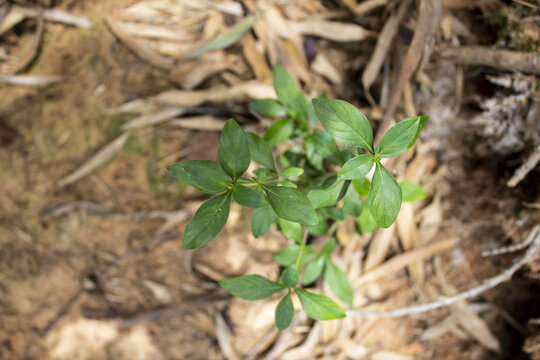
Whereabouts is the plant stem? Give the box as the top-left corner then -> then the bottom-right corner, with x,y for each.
294,226 -> 309,270
326,221 -> 339,238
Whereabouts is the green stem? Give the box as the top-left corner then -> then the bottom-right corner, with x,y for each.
326,221 -> 339,238
294,226 -> 309,270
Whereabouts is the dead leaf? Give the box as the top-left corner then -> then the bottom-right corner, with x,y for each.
57,133 -> 130,188
150,81 -> 276,107
170,51 -> 235,89
290,20 -> 376,42
168,115 -> 224,131
215,312 -> 240,360
122,108 -> 185,130
365,225 -> 396,271
105,15 -> 174,70
311,53 -> 342,84
0,75 -> 62,87
355,238 -> 456,286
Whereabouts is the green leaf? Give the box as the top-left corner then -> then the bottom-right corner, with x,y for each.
295,289 -> 346,321
304,134 -> 323,170
279,265 -> 299,288
250,99 -> 287,117
264,118 -> 294,146
275,293 -> 294,331
254,168 -> 277,182
219,275 -> 283,300
320,207 -> 346,221
343,185 -> 363,217
357,205 -> 378,234
277,218 -> 302,243
251,204 -> 278,238
312,98 -> 373,152
307,177 -> 349,209
352,178 -> 370,196
400,181 -> 428,202
278,180 -> 297,188
367,163 -> 402,228
320,238 -> 337,257
338,154 -> 375,180
280,167 -> 304,178
247,132 -> 276,170
324,261 -> 353,306
218,119 -> 250,180
263,185 -> 318,225
313,129 -> 338,158
375,115 -> 428,158
273,65 -> 308,118
187,11 -> 262,58
308,220 -> 327,236
183,192 -> 231,249
233,185 -> 267,208
273,244 -> 316,266
302,258 -> 325,285
167,160 -> 230,194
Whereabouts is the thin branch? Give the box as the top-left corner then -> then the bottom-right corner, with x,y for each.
347,226 -> 539,319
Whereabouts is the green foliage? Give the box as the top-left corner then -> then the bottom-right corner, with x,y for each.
279,265 -> 299,288
263,185 -> 318,225
218,275 -> 284,300
296,289 -> 346,321
400,181 -> 428,202
275,293 -> 294,330
251,204 -> 277,237
232,185 -> 266,208
167,160 -> 230,194
218,119 -> 250,180
368,163 -> 402,228
167,65 -> 429,330
182,192 -> 231,249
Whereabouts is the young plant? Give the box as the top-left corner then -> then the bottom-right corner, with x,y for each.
167,65 -> 428,330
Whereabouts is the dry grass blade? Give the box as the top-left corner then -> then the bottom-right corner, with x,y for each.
362,0 -> 411,98
0,6 -> 26,36
186,11 -> 262,59
151,81 -> 275,107
290,20 -> 376,42
436,45 -> 540,76
216,312 -> 240,360
121,107 -> 185,130
242,33 -> 272,83
311,53 -> 342,84
378,0 -> 443,141
168,115 -> 224,131
365,225 -> 396,271
355,238 -> 457,286
57,133 -> 130,188
18,7 -> 92,28
355,0 -> 390,15
170,52 -> 234,89
0,74 -> 62,87
105,15 -> 173,70
453,301 -> 501,351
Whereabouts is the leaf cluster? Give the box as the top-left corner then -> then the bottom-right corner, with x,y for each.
167,65 -> 429,330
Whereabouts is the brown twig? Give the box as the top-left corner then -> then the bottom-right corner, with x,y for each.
436,46 -> 540,76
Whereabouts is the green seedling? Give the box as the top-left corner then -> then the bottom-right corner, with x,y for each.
167,65 -> 429,330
